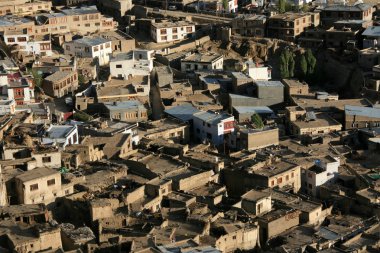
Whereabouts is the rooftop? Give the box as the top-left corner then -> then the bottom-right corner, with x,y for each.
182,53 -> 223,63
44,71 -> 76,83
193,111 -> 233,125
233,106 -> 273,115
72,37 -> 110,47
61,5 -> 99,16
242,189 -> 271,202
323,3 -> 373,12
104,100 -> 146,111
345,105 -> 380,118
164,104 -> 200,122
46,125 -> 76,139
291,113 -> 342,129
15,167 -> 58,182
151,20 -> 195,29
255,80 -> 284,88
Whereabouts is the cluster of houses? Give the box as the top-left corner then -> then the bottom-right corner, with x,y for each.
0,0 -> 379,252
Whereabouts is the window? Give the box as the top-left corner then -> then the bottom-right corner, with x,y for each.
47,179 -> 55,186
30,184 -> 38,191
207,123 -> 211,127
186,26 -> 193,33
95,23 -> 100,26
161,36 -> 167,41
271,180 -> 274,186
116,64 -> 122,68
161,29 -> 167,35
7,38 -> 15,43
207,133 -> 212,139
286,175 -> 289,181
65,189 -> 70,195
291,172 -> 294,178
93,46 -> 99,52
42,156 -> 51,163
85,24 -> 90,27
232,236 -> 236,240
203,65 -> 208,70
308,183 -> 312,189
308,172 -> 312,178
277,177 -> 282,184
73,16 -> 80,21
172,28 -> 178,33
17,37 -> 27,42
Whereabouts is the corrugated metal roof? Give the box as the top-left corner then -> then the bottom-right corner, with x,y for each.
164,104 -> 200,122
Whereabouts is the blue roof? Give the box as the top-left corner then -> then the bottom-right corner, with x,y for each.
345,105 -> 380,118
104,101 -> 145,111
164,104 -> 200,122
363,26 -> 380,37
193,111 -> 233,124
233,106 -> 273,114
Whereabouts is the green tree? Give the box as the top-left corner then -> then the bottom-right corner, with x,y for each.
279,0 -> 286,13
305,49 -> 317,76
300,54 -> 307,78
78,73 -> 86,86
31,69 -> 43,87
73,111 -> 93,122
280,49 -> 295,79
222,0 -> 229,12
251,113 -> 264,129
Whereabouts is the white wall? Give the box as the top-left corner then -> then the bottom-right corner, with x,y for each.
151,25 -> 195,43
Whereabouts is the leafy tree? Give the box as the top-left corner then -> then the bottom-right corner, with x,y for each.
222,0 -> 229,12
305,49 -> 317,76
251,113 -> 264,129
31,69 -> 43,87
300,54 -> 308,78
280,49 -> 295,79
73,111 -> 93,122
279,0 -> 286,13
289,54 -> 295,77
78,73 -> 86,86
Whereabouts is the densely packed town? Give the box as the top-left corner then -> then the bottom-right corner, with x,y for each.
0,0 -> 379,252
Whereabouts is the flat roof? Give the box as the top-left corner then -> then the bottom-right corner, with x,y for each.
242,189 -> 270,201
16,167 -> 58,182
323,3 -> 372,12
73,37 -> 110,47
256,80 -> 284,88
47,125 -> 76,138
291,113 -> 342,129
253,160 -> 298,177
61,5 -> 99,16
193,111 -> 233,125
345,105 -> 380,118
233,106 -> 273,114
104,100 -> 146,111
151,20 -> 195,29
164,104 -> 200,122
45,71 -> 75,82
292,94 -> 371,111
182,53 -> 222,64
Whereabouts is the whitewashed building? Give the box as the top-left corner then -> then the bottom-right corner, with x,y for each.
193,111 -> 235,146
151,20 -> 196,43
110,49 -> 154,79
63,37 -> 112,66
181,53 -> 224,72
4,33 -> 53,57
0,99 -> 15,115
303,156 -> 340,196
245,61 -> 271,81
